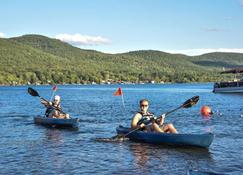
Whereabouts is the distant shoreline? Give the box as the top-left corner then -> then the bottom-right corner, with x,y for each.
0,82 -> 214,87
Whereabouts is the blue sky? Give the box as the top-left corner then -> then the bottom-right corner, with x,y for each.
1,0 -> 243,55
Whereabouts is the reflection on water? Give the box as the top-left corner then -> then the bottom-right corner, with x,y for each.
128,142 -> 214,174
130,143 -> 149,168
44,129 -> 64,143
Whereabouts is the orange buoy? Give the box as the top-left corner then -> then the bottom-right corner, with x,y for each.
200,106 -> 213,117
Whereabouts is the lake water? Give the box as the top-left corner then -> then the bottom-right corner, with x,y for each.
0,83 -> 242,174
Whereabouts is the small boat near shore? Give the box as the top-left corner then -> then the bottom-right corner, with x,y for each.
34,116 -> 79,129
116,126 -> 214,148
213,68 -> 243,93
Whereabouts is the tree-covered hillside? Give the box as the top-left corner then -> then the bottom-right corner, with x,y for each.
0,34 -> 242,85
190,52 -> 243,68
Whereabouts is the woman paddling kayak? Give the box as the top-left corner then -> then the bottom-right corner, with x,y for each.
131,99 -> 178,133
41,95 -> 70,119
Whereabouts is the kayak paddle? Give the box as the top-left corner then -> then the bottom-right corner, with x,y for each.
27,87 -> 66,114
162,95 -> 199,116
122,95 -> 200,138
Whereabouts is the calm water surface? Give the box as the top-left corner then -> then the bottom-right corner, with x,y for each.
0,83 -> 242,174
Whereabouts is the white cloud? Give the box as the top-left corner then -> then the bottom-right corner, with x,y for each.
0,32 -> 5,38
166,48 -> 243,56
201,27 -> 226,32
224,17 -> 234,21
55,33 -> 110,46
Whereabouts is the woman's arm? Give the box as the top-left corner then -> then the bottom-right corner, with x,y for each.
158,114 -> 165,126
131,113 -> 143,129
40,99 -> 52,108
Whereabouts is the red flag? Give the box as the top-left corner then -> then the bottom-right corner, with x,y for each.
52,85 -> 57,91
114,87 -> 123,96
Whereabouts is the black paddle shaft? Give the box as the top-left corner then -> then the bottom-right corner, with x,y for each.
164,95 -> 199,116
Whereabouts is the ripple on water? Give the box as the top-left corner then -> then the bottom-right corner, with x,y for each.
0,84 -> 243,174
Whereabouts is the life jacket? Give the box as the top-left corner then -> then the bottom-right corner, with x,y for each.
45,106 -> 54,117
137,111 -> 155,125
44,103 -> 61,117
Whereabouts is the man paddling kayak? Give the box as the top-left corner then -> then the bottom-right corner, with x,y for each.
131,99 -> 178,133
41,95 -> 70,119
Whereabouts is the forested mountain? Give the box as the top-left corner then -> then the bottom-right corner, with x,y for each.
0,34 -> 242,85
191,52 -> 243,68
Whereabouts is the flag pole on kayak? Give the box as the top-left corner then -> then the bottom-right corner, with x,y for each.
114,87 -> 125,123
114,87 -> 125,109
50,85 -> 57,101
